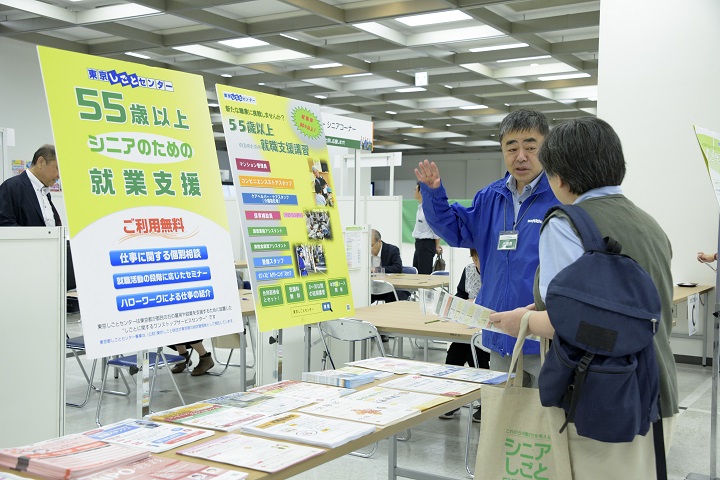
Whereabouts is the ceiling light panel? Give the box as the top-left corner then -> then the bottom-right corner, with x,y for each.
219,38 -> 269,49
469,43 -> 529,53
396,10 -> 472,27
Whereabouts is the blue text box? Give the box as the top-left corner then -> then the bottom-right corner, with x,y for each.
109,246 -> 208,266
255,269 -> 295,282
113,266 -> 211,289
116,286 -> 214,311
253,256 -> 293,268
242,192 -> 298,205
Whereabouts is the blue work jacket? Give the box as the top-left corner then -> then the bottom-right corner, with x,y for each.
421,173 -> 560,356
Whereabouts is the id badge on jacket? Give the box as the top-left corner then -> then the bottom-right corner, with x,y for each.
497,230 -> 518,250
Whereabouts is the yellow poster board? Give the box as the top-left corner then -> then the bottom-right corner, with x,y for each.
38,47 -> 243,358
216,85 -> 354,331
695,126 -> 720,208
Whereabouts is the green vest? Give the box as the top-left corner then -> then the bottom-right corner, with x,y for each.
536,194 -> 679,418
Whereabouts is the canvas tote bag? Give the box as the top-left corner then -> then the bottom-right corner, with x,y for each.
475,312 -> 573,480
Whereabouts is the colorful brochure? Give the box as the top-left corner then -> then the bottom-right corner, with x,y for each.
346,357 -> 440,375
248,380 -> 354,402
418,365 -> 509,384
299,398 -> 419,426
301,366 -> 392,388
342,386 -> 452,411
76,456 -> 248,480
82,418 -> 214,453
205,392 -> 313,415
379,375 -> 482,397
0,434 -> 148,479
241,413 -> 375,448
178,434 -> 324,473
150,403 -> 268,432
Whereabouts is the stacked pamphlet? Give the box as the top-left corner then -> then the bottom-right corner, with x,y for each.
178,434 -> 324,473
240,412 -> 376,448
76,456 -> 248,480
0,473 -> 30,480
82,418 -> 215,453
0,434 -> 148,479
248,380 -> 355,402
343,386 -> 452,411
418,364 -> 509,384
346,357 -> 440,375
205,392 -> 313,415
302,366 -> 392,388
379,375 -> 482,397
348,357 -> 509,385
299,397 -> 419,426
150,403 -> 269,432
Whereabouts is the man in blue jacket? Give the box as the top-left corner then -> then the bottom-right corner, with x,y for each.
415,109 -> 559,391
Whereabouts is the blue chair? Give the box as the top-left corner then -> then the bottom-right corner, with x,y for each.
95,347 -> 186,426
431,270 -> 449,276
398,266 -> 417,301
66,335 -> 130,408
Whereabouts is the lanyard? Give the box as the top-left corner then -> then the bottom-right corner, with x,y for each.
503,192 -> 540,231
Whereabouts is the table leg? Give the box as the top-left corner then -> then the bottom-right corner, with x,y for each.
388,434 -> 397,480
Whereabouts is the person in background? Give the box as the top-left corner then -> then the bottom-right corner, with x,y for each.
169,341 -> 215,376
412,182 -> 442,274
697,251 -> 717,264
298,249 -> 309,276
312,166 -> 328,206
439,248 -> 490,422
370,229 -> 409,302
415,109 -> 559,387
0,144 -> 61,226
488,117 -> 678,478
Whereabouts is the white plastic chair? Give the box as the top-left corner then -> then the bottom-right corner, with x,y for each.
371,279 -> 399,303
317,318 -> 409,454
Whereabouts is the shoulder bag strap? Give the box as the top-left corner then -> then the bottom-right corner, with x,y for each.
506,311 -> 533,388
547,204 -> 606,253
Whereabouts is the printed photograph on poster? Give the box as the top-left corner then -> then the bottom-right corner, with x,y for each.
308,158 -> 333,207
295,243 -> 327,277
304,209 -> 332,240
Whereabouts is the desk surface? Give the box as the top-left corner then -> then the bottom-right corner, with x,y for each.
1,375 -> 482,480
673,284 -> 714,304
353,301 -> 479,342
235,260 -> 248,269
376,273 -> 450,290
238,288 -> 255,316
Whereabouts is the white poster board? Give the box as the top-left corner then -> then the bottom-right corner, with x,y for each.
0,227 -> 65,447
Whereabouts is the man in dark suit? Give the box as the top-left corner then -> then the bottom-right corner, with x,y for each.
0,144 -> 61,226
370,229 -> 409,302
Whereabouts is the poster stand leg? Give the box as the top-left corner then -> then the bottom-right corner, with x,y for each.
136,350 -> 149,420
686,218 -> 720,480
240,329 -> 247,390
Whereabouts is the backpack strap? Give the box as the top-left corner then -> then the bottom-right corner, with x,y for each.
653,400 -> 667,480
558,350 -> 595,434
545,204 -> 609,253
